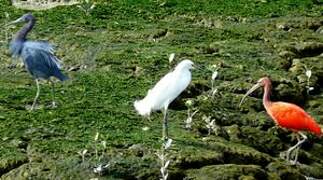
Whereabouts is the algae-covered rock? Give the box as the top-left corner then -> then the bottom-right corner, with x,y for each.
237,126 -> 285,155
299,163 -> 323,179
1,1 -> 323,179
0,153 -> 28,175
266,162 -> 306,180
224,124 -> 241,142
185,164 -> 268,180
172,145 -> 224,169
199,137 -> 273,166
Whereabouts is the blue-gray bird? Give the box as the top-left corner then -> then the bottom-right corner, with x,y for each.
7,13 -> 68,110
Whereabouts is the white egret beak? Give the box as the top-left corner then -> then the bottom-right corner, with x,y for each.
193,64 -> 203,70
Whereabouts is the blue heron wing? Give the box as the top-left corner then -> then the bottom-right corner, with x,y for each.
9,41 -> 24,58
20,41 -> 68,80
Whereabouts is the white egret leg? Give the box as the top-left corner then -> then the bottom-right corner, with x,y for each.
162,104 -> 169,141
31,79 -> 40,111
50,80 -> 57,108
285,132 -> 307,164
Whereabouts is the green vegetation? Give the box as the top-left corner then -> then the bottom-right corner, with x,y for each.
0,0 -> 323,179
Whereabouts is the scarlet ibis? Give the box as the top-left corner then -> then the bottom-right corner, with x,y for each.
134,59 -> 194,140
240,77 -> 322,164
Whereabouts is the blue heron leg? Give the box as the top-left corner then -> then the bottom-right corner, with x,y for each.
30,79 -> 40,111
49,79 -> 57,108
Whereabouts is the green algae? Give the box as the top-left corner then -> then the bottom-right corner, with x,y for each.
186,164 -> 268,180
0,0 -> 323,179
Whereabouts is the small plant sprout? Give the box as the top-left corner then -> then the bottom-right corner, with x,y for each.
203,115 -> 216,135
156,138 -> 173,180
184,100 -> 198,129
209,64 -> 219,97
304,65 -> 314,94
185,109 -> 199,130
101,141 -> 107,149
77,0 -> 96,16
93,163 -> 111,176
212,71 -> 218,80
142,126 -> 150,131
77,149 -> 88,163
3,12 -> 11,42
94,132 -> 100,160
164,138 -> 173,150
185,99 -> 193,107
95,132 -> 99,141
168,53 -> 175,64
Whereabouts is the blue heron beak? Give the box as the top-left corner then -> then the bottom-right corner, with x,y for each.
5,17 -> 25,27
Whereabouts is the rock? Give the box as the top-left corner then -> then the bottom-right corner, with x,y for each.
149,29 -> 169,41
10,139 -> 28,150
274,81 -> 305,105
295,42 -> 323,58
238,126 -> 285,155
173,146 -> 224,169
278,51 -> 296,60
128,144 -> 146,157
266,162 -> 306,180
224,124 -> 241,142
316,26 -> 323,34
0,154 -> 28,175
276,23 -> 290,31
199,137 -> 273,166
299,163 -> 323,179
186,164 -> 268,180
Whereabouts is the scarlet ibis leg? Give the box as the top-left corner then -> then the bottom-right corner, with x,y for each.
290,134 -> 302,165
285,132 -> 307,164
31,79 -> 40,111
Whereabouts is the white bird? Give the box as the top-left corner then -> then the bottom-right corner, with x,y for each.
134,59 -> 194,140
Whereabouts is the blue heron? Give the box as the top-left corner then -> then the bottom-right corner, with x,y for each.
134,59 -> 194,140
7,13 -> 68,110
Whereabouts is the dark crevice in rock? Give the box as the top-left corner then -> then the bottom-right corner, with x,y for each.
0,158 -> 29,176
175,139 -> 272,169
169,82 -> 210,110
150,29 -> 169,40
222,151 -> 271,168
285,43 -> 323,59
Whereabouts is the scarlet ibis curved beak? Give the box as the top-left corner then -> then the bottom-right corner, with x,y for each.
239,82 -> 262,107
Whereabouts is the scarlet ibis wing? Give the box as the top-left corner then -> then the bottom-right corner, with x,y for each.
267,102 -> 321,136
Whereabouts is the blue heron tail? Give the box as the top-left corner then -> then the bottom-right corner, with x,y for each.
54,70 -> 69,81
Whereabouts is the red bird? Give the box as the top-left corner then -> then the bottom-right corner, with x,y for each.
240,77 -> 322,164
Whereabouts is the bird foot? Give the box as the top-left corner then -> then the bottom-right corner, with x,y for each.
48,101 -> 58,109
279,151 -> 300,165
26,104 -> 42,111
279,151 -> 288,160
289,159 -> 300,166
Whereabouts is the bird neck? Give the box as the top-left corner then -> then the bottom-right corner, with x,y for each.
263,82 -> 272,109
15,18 -> 35,41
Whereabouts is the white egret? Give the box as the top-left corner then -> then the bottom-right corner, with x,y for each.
134,59 -> 194,140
